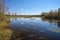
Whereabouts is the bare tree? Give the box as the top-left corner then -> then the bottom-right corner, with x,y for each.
0,0 -> 5,18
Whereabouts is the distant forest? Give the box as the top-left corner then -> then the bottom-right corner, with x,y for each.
41,8 -> 60,18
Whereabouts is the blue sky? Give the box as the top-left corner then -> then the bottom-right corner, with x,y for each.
5,0 -> 60,15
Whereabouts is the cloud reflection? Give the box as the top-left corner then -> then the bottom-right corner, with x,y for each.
48,28 -> 60,33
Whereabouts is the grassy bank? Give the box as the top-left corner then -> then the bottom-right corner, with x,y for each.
0,19 -> 13,40
0,28 -> 13,40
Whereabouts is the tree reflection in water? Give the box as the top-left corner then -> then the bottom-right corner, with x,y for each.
41,17 -> 60,27
57,21 -> 60,27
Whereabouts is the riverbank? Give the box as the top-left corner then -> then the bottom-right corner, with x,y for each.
0,28 -> 13,40
0,19 -> 13,40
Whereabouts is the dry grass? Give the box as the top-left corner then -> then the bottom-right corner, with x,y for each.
0,19 -> 13,40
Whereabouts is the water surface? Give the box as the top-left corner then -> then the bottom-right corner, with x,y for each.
8,17 -> 60,40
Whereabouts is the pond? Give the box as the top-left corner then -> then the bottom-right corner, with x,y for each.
1,17 -> 60,40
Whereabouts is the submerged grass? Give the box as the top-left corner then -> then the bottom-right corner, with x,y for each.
0,28 -> 13,40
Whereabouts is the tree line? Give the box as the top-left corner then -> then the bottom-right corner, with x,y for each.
41,8 -> 60,19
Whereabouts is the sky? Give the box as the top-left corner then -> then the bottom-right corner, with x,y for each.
5,0 -> 60,15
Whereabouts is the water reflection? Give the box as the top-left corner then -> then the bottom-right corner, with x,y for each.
41,17 -> 60,27
1,17 -> 60,40
9,17 -> 60,40
41,17 -> 60,33
57,21 -> 60,27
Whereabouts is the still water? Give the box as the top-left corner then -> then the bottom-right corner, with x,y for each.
8,17 -> 60,40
